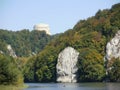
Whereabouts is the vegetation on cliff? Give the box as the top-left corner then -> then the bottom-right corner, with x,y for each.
0,3 -> 120,85
25,3 -> 120,82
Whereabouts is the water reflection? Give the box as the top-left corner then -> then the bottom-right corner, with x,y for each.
105,83 -> 120,90
25,83 -> 120,90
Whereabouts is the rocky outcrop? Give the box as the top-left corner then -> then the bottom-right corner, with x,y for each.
56,47 -> 79,83
105,30 -> 120,75
7,45 -> 17,58
0,51 -> 3,54
105,30 -> 120,60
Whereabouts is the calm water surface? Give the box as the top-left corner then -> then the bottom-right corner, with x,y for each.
24,83 -> 120,90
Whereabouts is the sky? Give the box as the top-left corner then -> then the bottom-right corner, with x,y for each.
0,0 -> 120,34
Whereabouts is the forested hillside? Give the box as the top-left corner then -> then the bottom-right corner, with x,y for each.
0,29 -> 58,85
0,29 -> 56,57
0,3 -> 120,85
24,3 -> 120,82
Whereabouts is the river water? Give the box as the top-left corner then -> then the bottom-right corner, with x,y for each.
24,83 -> 120,90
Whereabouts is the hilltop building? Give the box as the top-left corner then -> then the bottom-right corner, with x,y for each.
33,23 -> 51,35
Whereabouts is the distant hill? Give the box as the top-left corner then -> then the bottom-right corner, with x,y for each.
0,29 -> 58,57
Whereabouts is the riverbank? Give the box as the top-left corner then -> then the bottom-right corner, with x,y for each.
0,84 -> 28,90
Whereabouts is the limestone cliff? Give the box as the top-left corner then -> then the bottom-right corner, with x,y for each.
105,30 -> 120,75
56,47 -> 79,83
7,45 -> 17,58
105,30 -> 120,60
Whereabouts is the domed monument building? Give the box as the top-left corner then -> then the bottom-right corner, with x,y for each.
34,23 -> 51,35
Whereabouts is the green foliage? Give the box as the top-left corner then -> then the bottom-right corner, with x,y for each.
35,46 -> 58,82
108,58 -> 120,82
0,54 -> 23,85
23,57 -> 36,82
0,29 -> 54,57
77,49 -> 105,82
36,66 -> 52,82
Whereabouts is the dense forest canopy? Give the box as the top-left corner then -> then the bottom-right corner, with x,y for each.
0,29 -> 57,57
0,3 -> 120,85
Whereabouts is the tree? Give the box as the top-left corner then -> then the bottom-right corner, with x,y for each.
0,54 -> 23,85
23,56 -> 36,82
108,58 -> 120,82
77,49 -> 105,82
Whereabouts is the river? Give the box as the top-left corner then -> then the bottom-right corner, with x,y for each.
24,83 -> 120,90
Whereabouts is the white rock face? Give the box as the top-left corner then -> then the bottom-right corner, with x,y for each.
56,47 -> 79,83
7,45 -> 17,58
0,51 -> 3,54
34,23 -> 51,35
105,30 -> 120,60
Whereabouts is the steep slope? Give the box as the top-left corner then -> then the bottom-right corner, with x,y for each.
27,3 -> 120,82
